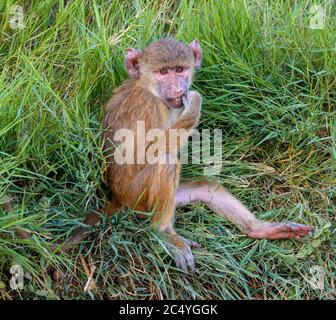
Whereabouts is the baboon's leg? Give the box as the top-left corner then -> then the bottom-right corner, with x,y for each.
176,181 -> 313,239
120,163 -> 200,271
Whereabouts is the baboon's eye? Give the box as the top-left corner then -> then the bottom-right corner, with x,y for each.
160,68 -> 168,75
176,66 -> 184,73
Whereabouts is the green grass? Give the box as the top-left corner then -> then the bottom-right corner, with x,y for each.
0,0 -> 335,299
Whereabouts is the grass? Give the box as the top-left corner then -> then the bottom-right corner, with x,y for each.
0,0 -> 335,300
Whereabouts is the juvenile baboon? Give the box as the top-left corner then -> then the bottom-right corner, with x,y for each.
66,38 -> 312,271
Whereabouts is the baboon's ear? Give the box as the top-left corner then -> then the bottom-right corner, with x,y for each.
189,40 -> 202,69
125,48 -> 142,78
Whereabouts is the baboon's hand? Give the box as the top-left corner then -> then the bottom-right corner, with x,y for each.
158,231 -> 201,272
181,91 -> 202,126
170,236 -> 200,272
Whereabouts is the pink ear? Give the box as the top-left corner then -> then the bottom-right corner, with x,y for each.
125,48 -> 142,78
189,40 -> 202,69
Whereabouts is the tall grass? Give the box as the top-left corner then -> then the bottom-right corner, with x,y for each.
0,0 -> 335,299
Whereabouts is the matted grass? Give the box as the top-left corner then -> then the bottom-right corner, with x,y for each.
0,0 -> 335,299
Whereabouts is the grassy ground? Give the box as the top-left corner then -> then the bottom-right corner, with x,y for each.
0,0 -> 335,300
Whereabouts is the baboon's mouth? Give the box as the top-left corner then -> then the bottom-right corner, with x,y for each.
166,98 -> 183,108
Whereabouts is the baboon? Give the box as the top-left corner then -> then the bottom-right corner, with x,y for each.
65,38 -> 312,271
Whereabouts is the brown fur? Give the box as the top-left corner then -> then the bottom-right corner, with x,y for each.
103,73 -> 199,230
140,38 -> 195,72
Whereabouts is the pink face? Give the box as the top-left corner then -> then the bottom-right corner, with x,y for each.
154,66 -> 191,108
